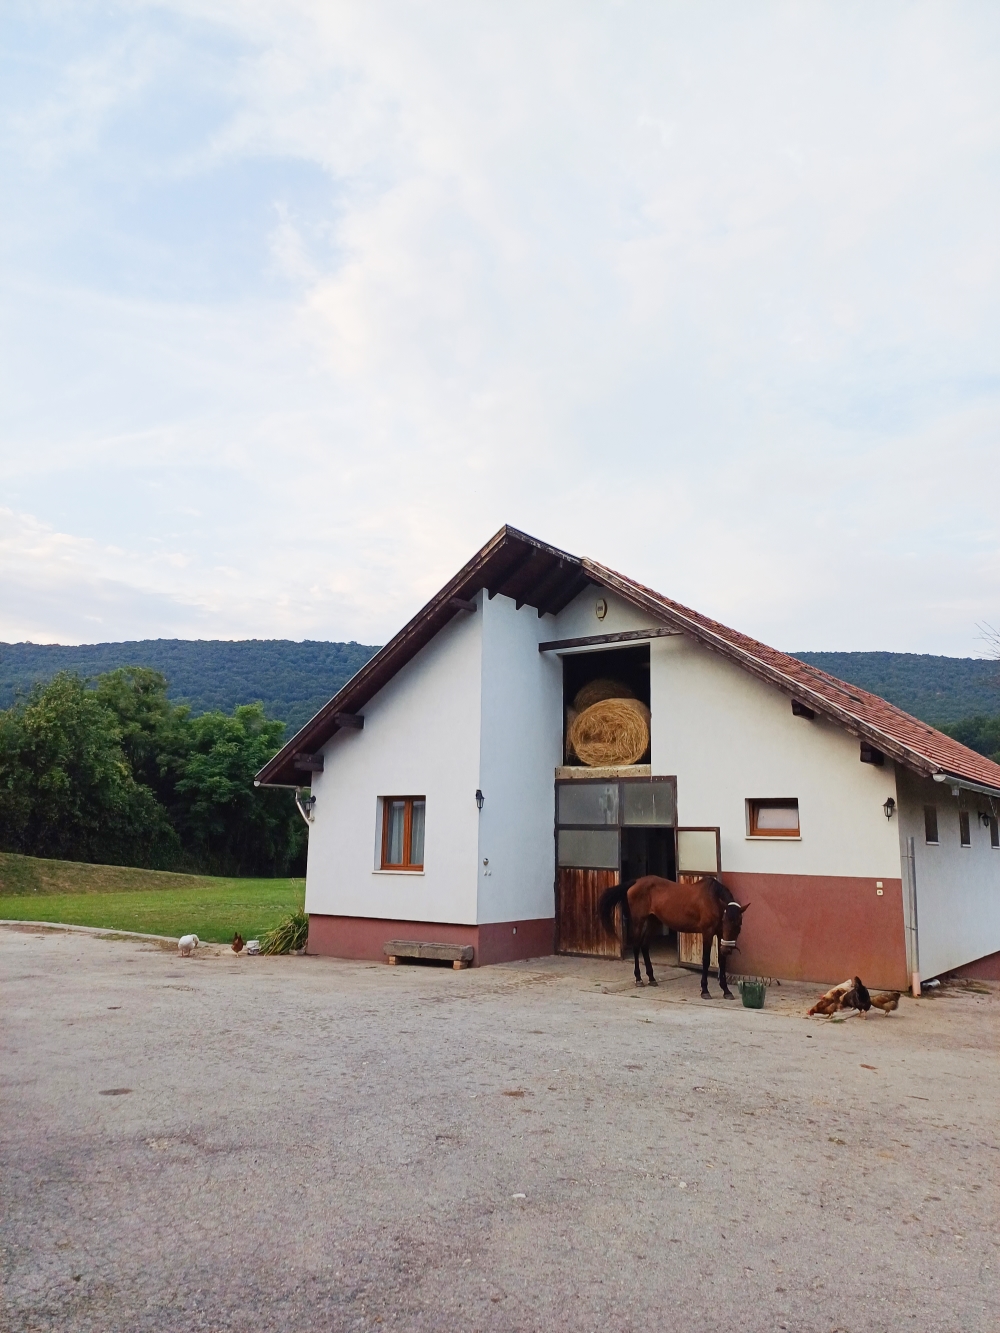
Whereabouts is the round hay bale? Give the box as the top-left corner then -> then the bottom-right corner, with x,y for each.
569,698 -> 650,767
573,677 -> 635,711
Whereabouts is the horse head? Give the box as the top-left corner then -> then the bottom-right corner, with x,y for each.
719,897 -> 748,952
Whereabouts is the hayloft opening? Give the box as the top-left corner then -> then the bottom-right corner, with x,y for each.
561,645 -> 650,767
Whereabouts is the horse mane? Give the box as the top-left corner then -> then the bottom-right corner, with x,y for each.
706,876 -> 729,909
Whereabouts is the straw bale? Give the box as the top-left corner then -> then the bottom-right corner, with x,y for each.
573,677 -> 635,711
569,698 -> 650,768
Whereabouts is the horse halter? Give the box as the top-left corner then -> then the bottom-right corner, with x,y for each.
719,902 -> 743,950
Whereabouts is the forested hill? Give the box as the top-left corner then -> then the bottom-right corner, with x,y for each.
0,640 -> 380,736
2,640 -> 998,734
792,652 -> 1000,725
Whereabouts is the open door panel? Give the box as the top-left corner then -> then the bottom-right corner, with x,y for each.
555,868 -> 622,957
676,827 -> 721,969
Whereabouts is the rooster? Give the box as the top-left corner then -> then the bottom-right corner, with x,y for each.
839,977 -> 872,1017
807,979 -> 854,1016
869,990 -> 901,1015
232,932 -> 245,954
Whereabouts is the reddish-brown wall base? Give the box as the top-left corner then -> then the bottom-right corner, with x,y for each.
306,914 -> 554,967
950,950 -> 1000,981
721,872 -> 908,990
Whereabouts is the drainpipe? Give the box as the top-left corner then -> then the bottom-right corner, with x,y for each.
904,835 -> 921,997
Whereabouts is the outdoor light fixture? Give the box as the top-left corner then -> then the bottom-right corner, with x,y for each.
883,797 -> 896,820
294,790 -> 317,826
476,789 -> 484,811
981,812 -> 993,828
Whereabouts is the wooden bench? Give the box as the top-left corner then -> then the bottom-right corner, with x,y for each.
383,940 -> 474,969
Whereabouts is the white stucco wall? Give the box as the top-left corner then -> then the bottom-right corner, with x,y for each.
649,634 -> 903,879
304,603 -> 483,925
551,586 -> 654,642
476,593 -> 563,924
895,769 -> 1000,978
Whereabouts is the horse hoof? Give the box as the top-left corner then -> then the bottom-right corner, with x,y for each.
723,991 -> 735,1000
701,991 -> 711,1000
647,978 -> 658,987
635,979 -> 644,988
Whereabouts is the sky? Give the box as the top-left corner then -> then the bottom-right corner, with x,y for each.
2,1 -> 999,655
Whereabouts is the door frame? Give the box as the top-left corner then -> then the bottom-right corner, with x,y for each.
676,825 -> 722,969
553,774 -> 678,957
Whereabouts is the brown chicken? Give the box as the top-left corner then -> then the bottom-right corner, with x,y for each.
806,978 -> 853,1016
232,932 -> 245,954
869,990 -> 901,1015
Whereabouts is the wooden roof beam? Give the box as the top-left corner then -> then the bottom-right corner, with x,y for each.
543,570 -> 593,617
515,554 -> 560,610
487,546 -> 537,599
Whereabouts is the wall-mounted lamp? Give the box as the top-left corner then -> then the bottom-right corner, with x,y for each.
475,789 -> 484,811
980,811 -> 993,827
883,797 -> 896,820
295,790 -> 317,826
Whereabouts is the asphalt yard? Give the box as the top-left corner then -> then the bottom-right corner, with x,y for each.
2,925 -> 999,1333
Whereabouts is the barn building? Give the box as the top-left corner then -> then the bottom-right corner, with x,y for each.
256,527 -> 1000,989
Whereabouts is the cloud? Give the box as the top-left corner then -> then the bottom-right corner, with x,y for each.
1,2 -> 999,652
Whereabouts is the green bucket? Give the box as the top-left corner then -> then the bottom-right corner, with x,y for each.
739,979 -> 766,1009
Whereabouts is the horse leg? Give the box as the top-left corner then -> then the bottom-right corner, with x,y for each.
700,933 -> 712,998
642,921 -> 657,986
633,924 -> 643,986
718,937 -> 734,999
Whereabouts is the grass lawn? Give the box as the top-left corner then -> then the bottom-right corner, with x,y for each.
0,852 -> 304,943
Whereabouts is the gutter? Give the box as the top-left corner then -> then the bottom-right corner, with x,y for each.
252,780 -> 316,826
932,773 -> 1000,803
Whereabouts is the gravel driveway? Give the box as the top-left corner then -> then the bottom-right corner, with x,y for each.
2,925 -> 999,1332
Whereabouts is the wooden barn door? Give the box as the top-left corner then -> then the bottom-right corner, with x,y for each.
676,827 -> 721,969
555,869 -> 622,957
554,779 -> 622,958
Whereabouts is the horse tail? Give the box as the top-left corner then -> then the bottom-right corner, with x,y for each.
598,879 -> 635,938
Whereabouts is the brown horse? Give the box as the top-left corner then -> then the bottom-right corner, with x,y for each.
598,876 -> 749,998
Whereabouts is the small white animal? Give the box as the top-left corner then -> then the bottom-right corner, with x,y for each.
178,934 -> 199,957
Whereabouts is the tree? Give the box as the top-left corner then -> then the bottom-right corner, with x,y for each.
92,666 -> 187,800
0,674 -> 180,868
166,703 -> 305,877
942,715 -> 1000,765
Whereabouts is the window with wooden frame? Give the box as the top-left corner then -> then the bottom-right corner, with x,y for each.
380,797 -> 426,870
747,798 -> 799,837
959,810 -> 971,848
924,805 -> 939,844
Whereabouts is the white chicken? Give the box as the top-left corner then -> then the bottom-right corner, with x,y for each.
178,934 -> 200,957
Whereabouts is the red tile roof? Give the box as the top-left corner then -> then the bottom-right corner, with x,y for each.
257,526 -> 1000,795
588,556 -> 1000,795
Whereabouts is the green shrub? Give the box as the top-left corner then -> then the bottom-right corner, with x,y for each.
259,908 -> 309,955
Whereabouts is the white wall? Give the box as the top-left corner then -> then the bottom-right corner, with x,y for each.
552,586 -> 654,641
304,603 -> 483,925
649,634 -> 903,878
476,593 -> 563,923
895,769 -> 1000,978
